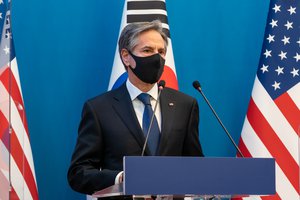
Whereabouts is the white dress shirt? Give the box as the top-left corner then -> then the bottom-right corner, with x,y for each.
115,79 -> 162,184
126,79 -> 162,131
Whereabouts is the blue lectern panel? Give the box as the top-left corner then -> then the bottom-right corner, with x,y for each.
123,157 -> 275,195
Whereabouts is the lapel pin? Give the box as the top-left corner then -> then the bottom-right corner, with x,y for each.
169,102 -> 174,106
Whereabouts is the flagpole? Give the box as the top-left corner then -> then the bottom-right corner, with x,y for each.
7,0 -> 13,198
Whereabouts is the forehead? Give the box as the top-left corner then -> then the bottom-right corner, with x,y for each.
135,29 -> 165,48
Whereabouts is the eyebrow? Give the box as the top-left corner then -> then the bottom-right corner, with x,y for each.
142,46 -> 166,51
141,46 -> 154,49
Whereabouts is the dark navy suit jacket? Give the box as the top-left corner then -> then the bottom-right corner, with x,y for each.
68,83 -> 204,195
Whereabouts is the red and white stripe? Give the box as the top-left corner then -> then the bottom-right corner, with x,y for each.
0,58 -> 39,199
238,76 -> 300,200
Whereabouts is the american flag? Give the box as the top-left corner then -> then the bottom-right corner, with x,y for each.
237,0 -> 300,199
0,1 -> 39,199
108,0 -> 178,91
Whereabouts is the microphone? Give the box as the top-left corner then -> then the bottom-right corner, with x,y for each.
141,80 -> 166,156
192,80 -> 244,157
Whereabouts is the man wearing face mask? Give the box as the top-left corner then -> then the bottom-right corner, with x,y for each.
67,20 -> 204,196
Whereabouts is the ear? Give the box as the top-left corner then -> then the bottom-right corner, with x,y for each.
121,49 -> 130,67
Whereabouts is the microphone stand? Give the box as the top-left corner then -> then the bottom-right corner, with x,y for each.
141,80 -> 165,156
193,81 -> 244,158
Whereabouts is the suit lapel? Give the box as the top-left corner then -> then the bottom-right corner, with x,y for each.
159,89 -> 176,151
111,84 -> 150,154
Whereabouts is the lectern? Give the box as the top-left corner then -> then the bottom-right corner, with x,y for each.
93,157 -> 275,199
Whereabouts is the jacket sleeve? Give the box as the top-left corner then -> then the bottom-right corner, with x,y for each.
183,98 -> 204,157
67,101 -> 120,195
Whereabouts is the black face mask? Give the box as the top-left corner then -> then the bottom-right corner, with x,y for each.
128,51 -> 165,84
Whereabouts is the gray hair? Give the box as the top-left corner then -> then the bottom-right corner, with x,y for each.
118,20 -> 168,55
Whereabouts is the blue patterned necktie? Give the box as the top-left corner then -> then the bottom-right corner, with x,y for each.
137,93 -> 160,155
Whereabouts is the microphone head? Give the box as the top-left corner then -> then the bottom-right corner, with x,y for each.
192,80 -> 201,90
158,80 -> 166,89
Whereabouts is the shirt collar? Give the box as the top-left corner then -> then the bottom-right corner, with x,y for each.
126,79 -> 158,101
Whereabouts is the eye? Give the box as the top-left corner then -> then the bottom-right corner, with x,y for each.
143,49 -> 153,53
159,49 -> 166,56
